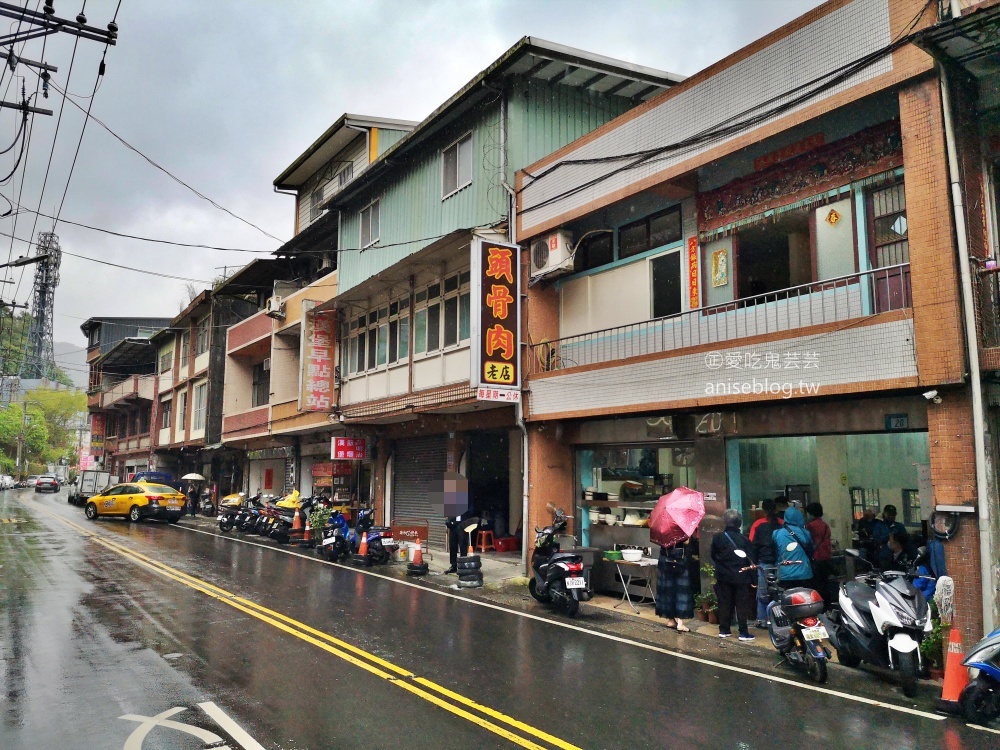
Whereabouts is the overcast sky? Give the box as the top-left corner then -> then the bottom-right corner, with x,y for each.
0,0 -> 825,360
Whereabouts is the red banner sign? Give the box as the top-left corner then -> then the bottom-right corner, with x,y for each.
687,236 -> 700,309
474,238 -> 521,391
90,413 -> 106,458
312,461 -> 354,477
301,306 -> 336,411
332,437 -> 368,461
753,132 -> 824,171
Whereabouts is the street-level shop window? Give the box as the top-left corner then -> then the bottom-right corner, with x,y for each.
442,133 -> 472,198
160,400 -> 171,430
360,200 -> 380,248
251,363 -> 269,407
192,383 -> 207,431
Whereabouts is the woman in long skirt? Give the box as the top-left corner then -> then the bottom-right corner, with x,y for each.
656,537 -> 693,632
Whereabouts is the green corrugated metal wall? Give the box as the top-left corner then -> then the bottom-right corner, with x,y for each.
377,128 -> 410,156
338,78 -> 642,294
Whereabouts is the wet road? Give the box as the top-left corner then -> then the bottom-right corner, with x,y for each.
2,489 -> 998,750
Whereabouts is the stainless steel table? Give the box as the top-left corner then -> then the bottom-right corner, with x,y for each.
613,557 -> 658,613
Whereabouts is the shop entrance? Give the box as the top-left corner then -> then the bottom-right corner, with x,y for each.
467,431 -> 510,537
728,432 -> 930,551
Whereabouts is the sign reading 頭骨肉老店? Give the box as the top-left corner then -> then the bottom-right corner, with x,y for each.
471,238 -> 521,398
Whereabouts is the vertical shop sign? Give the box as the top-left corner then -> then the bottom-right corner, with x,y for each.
687,236 -> 700,309
332,437 -> 368,460
471,238 -> 521,395
90,413 -> 106,457
299,301 -> 336,412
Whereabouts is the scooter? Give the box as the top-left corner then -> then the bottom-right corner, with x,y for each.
528,507 -> 591,618
351,507 -> 397,565
199,488 -> 216,517
959,627 -> 1000,724
217,492 -> 246,532
824,548 -> 932,697
763,563 -> 830,683
318,510 -> 352,562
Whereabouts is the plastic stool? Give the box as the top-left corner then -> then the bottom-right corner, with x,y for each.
476,530 -> 496,553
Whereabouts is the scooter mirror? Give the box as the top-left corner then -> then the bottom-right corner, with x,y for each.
844,548 -> 860,559
734,549 -> 747,558
786,542 -> 798,552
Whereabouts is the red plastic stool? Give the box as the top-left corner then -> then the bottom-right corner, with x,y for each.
476,530 -> 496,553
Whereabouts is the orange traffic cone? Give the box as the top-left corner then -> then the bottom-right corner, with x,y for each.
289,508 -> 303,543
412,539 -> 423,566
301,515 -> 312,547
357,532 -> 369,557
936,626 -> 970,713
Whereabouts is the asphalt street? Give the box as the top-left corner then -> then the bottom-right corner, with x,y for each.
1,488 -> 998,750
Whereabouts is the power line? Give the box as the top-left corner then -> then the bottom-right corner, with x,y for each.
43,75 -> 285,244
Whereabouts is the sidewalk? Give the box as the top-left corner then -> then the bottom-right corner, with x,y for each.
176,516 -> 945,709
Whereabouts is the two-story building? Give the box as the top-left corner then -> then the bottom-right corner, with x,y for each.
81,316 -> 171,478
309,38 -> 686,549
150,290 -> 256,496
516,0 -> 1000,641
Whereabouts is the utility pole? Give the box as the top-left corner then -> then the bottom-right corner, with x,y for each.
14,403 -> 29,478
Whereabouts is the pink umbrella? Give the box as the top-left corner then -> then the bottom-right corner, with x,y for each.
650,487 -> 706,548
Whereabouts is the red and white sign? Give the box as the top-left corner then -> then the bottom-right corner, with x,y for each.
78,447 -> 94,470
311,461 -> 355,478
300,303 -> 336,412
332,437 -> 368,461
477,387 -> 520,403
687,236 -> 700,309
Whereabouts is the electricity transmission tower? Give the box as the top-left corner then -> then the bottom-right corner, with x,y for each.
19,231 -> 60,380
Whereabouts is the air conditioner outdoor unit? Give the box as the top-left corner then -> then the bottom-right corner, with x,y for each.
529,230 -> 574,280
262,357 -> 271,372
265,295 -> 285,320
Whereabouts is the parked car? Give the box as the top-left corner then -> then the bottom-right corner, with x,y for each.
84,482 -> 187,523
35,474 -> 60,493
21,474 -> 39,489
0,475 -> 14,490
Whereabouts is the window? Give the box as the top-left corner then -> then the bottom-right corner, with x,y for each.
360,200 -> 380,248
251,362 -> 270,407
442,133 -> 472,198
87,327 -> 99,347
178,392 -> 188,430
650,251 -> 682,319
139,408 -> 150,435
387,298 -> 410,365
869,183 -> 908,267
192,382 -> 207,431
136,327 -> 158,339
338,164 -> 353,188
159,349 -> 173,374
179,332 -> 189,366
310,187 -> 324,222
194,317 -> 210,356
619,206 -> 682,260
575,232 -> 614,272
160,400 -> 172,429
414,272 -> 470,354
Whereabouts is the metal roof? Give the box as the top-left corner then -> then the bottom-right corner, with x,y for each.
273,114 -> 420,191
913,4 -> 1000,81
323,36 -> 685,211
94,337 -> 157,370
212,258 -> 296,297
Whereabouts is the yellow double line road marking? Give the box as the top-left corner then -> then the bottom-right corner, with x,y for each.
35,506 -> 581,750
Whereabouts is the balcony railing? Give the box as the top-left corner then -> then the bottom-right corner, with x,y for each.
529,264 -> 911,374
100,375 -> 156,408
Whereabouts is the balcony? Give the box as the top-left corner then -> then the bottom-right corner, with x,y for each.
101,375 -> 156,409
222,405 -> 270,441
531,265 -> 911,373
227,310 -> 272,355
527,264 -> 916,419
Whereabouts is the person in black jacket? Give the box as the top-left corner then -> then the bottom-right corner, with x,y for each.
750,499 -> 783,627
711,510 -> 757,641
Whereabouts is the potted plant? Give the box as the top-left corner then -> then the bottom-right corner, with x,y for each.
920,608 -> 948,680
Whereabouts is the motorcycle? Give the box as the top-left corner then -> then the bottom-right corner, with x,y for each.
351,507 -> 397,565
959,626 -> 1000,724
762,563 -> 830,683
217,492 -> 246,532
824,548 -> 932,697
199,488 -> 217,517
318,510 -> 353,562
528,507 -> 591,618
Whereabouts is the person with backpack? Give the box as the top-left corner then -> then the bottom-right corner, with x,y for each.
711,510 -> 757,641
772,506 -> 813,589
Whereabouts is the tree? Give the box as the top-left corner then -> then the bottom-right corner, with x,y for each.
0,388 -> 84,475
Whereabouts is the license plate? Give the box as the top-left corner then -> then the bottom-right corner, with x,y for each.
565,576 -> 586,589
167,501 -> 181,507
319,536 -> 336,546
802,624 -> 829,641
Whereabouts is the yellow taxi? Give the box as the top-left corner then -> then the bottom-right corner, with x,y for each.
84,482 -> 187,523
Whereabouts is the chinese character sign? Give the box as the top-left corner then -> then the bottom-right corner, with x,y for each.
301,304 -> 336,412
332,437 -> 368,461
687,236 -> 700,308
90,413 -> 105,457
474,239 -> 521,389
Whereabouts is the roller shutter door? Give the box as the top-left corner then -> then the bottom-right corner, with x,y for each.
392,435 -> 447,549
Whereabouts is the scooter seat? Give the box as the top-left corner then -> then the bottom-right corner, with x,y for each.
843,580 -> 877,615
548,551 -> 582,565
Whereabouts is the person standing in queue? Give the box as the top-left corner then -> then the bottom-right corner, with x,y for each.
805,502 -> 832,604
772,506 -> 813,590
711,510 -> 756,641
655,536 -> 693,632
431,472 -> 471,575
187,482 -> 198,517
750,498 -> 783,628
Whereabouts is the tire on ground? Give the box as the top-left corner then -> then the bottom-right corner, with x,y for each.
457,555 -> 480,565
459,572 -> 483,583
458,578 -> 484,589
457,560 -> 482,571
